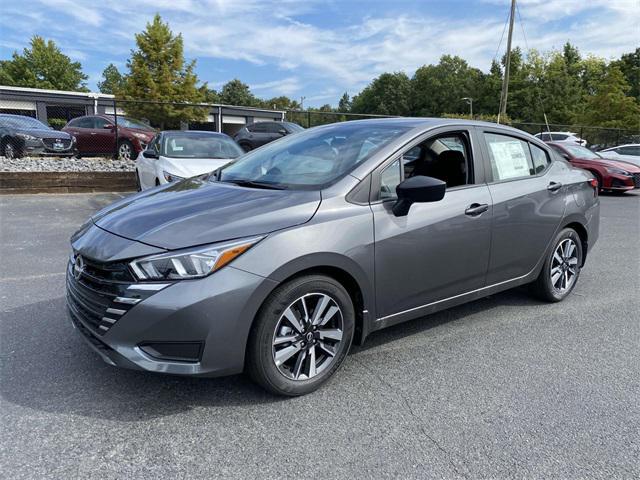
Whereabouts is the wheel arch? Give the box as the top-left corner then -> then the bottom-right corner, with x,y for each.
561,217 -> 589,266
245,254 -> 375,357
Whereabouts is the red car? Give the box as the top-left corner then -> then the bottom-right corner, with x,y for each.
548,142 -> 640,193
62,115 -> 155,160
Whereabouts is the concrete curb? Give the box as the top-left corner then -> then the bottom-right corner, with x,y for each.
0,171 -> 136,194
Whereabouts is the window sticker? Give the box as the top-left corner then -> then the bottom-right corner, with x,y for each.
489,140 -> 529,179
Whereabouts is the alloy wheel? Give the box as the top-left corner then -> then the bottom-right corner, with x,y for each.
119,143 -> 132,161
550,238 -> 579,293
272,293 -> 344,381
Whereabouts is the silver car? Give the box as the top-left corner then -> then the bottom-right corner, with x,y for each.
67,118 -> 600,396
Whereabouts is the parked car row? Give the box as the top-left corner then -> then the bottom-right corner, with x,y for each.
547,142 -> 640,193
0,113 -> 303,161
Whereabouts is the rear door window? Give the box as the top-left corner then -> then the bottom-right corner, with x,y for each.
529,143 -> 551,174
484,133 -> 535,181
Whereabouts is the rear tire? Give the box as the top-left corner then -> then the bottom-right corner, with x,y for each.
239,142 -> 252,152
117,140 -> 135,161
531,228 -> 583,302
247,275 -> 355,396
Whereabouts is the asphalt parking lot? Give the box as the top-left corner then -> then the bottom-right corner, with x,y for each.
1,191 -> 639,479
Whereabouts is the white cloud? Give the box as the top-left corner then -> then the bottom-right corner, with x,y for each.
3,0 -> 638,103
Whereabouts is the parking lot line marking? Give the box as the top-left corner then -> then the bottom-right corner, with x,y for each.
0,272 -> 65,283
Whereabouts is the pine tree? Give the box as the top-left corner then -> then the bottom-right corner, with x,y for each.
121,14 -> 205,128
338,92 -> 351,112
577,66 -> 640,130
97,63 -> 124,94
0,36 -> 87,91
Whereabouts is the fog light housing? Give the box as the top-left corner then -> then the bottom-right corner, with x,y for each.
139,342 -> 203,363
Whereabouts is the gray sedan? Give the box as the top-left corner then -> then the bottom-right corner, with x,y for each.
67,118 -> 600,396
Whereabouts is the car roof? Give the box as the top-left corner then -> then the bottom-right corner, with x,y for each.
602,144 -> 639,149
160,130 -> 231,137
316,116 -> 537,137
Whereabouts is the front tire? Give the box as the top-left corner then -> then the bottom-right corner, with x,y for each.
531,228 -> 583,302
3,139 -> 22,159
247,275 -> 355,396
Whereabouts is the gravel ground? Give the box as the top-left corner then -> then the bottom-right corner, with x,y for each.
1,191 -> 639,479
0,155 -> 135,172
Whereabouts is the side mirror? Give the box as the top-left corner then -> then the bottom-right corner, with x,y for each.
143,149 -> 158,159
103,124 -> 115,129
392,175 -> 446,217
562,153 -> 570,160
278,129 -> 287,135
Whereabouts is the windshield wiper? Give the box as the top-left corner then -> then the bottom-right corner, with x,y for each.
222,179 -> 288,190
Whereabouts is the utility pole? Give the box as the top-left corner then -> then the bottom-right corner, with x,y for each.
498,0 -> 516,123
300,96 -> 306,111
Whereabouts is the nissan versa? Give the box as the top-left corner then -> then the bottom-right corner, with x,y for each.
67,118 -> 600,396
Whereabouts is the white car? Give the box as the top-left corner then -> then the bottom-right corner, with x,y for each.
135,130 -> 244,190
597,144 -> 640,168
534,131 -> 587,146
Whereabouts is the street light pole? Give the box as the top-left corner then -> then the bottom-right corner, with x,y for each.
462,97 -> 474,118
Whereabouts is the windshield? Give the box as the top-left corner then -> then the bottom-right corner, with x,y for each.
163,133 -> 244,159
0,116 -> 49,130
563,144 -> 601,160
115,117 -> 153,130
286,122 -> 304,133
218,122 -> 410,189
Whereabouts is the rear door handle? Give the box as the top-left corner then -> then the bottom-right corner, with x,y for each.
547,181 -> 563,192
465,203 -> 489,216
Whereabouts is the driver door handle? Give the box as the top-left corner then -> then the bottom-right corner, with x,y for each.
465,203 -> 489,216
547,181 -> 563,192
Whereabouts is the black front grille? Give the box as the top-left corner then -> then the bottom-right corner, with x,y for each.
633,173 -> 640,188
42,138 -> 72,150
66,254 -> 161,336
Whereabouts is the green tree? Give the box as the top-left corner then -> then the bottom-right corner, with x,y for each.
611,48 -> 640,102
411,55 -> 482,116
97,63 -> 124,94
200,86 -> 220,104
576,66 -> 640,129
121,14 -> 205,128
261,95 -> 300,110
0,35 -> 87,91
351,72 -> 412,115
219,79 -> 259,106
338,92 -> 352,112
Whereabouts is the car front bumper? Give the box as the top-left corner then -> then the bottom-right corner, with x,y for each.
605,173 -> 636,191
67,260 -> 277,377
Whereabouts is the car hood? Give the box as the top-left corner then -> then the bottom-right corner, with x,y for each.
160,157 -> 235,178
577,157 -> 640,171
17,128 -> 71,139
93,176 -> 321,250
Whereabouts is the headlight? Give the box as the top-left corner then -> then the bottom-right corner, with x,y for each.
163,170 -> 184,182
132,132 -> 150,140
16,133 -> 37,141
605,167 -> 631,176
129,236 -> 263,281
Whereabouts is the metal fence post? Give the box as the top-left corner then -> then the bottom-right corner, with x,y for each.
113,99 -> 119,159
307,111 -> 311,128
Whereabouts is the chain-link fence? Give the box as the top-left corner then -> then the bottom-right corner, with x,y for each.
512,122 -> 640,150
2,94 -> 638,162
284,110 -> 394,128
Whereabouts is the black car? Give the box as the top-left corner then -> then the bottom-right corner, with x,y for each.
0,114 -> 75,159
233,121 -> 303,151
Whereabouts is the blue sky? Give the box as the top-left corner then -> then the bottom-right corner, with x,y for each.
1,0 -> 638,106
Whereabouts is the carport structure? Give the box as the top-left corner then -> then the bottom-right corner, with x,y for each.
0,85 -> 285,134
